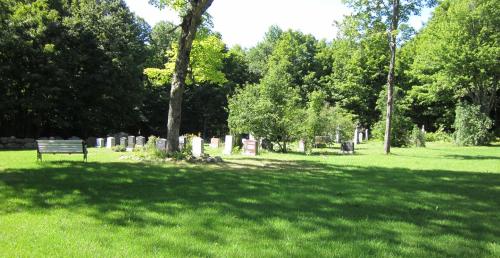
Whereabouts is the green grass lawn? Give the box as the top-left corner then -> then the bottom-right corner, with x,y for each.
0,142 -> 499,257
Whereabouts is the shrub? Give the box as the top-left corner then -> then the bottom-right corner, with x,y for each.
134,135 -> 168,160
112,145 -> 126,152
453,103 -> 493,146
410,125 -> 426,147
425,126 -> 452,142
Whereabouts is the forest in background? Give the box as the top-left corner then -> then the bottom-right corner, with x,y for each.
0,0 -> 498,144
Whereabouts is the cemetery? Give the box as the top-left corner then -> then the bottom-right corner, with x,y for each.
0,0 -> 499,257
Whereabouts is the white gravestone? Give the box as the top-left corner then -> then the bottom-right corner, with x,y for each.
192,137 -> 204,158
335,128 -> 340,143
106,137 -> 115,148
365,129 -> 369,141
358,132 -> 363,143
223,135 -> 233,155
96,138 -> 105,148
136,136 -> 145,147
179,136 -> 186,150
353,127 -> 359,145
298,139 -> 305,153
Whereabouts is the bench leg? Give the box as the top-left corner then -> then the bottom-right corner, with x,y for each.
37,152 -> 42,162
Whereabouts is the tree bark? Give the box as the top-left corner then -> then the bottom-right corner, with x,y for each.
384,0 -> 399,154
166,0 -> 214,153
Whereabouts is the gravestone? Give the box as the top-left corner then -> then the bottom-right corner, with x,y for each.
298,139 -> 305,153
421,125 -> 426,133
353,127 -> 359,145
341,142 -> 355,154
192,137 -> 204,158
223,135 -> 233,155
210,137 -> 220,148
96,138 -> 105,148
179,136 -> 186,150
106,137 -> 115,148
358,132 -> 363,143
120,137 -> 127,147
127,136 -> 135,151
156,138 -> 166,151
243,139 -> 258,156
335,127 -> 340,143
365,129 -> 369,141
136,136 -> 145,147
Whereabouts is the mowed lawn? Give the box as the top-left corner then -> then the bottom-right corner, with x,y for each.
0,142 -> 499,257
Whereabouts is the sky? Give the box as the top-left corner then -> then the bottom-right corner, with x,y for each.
124,0 -> 433,48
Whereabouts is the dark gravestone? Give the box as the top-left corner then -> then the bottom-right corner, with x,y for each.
120,137 -> 127,147
86,137 -> 96,147
179,136 -> 186,150
340,142 -> 355,154
136,136 -> 145,147
156,138 -> 166,151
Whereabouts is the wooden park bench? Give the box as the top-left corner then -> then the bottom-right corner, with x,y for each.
36,140 -> 88,162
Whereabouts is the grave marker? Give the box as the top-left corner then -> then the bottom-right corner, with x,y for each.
127,136 -> 135,151
192,137 -> 204,157
120,137 -> 127,147
156,138 -> 166,151
106,137 -> 115,148
243,139 -> 258,156
298,139 -> 305,153
223,135 -> 233,155
96,138 -> 105,148
210,137 -> 220,148
136,136 -> 145,147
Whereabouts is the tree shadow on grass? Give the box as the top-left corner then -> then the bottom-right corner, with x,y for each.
0,158 -> 499,256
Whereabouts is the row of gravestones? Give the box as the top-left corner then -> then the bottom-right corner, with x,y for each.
95,136 -> 146,151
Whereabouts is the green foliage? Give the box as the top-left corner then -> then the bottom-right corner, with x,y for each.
425,126 -> 452,142
453,103 -> 493,146
228,60 -> 302,152
403,0 -> 499,129
410,126 -> 426,147
144,34 -> 227,86
112,145 -> 126,152
133,136 -> 169,160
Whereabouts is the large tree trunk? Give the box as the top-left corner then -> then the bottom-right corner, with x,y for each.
384,0 -> 400,154
166,0 -> 214,153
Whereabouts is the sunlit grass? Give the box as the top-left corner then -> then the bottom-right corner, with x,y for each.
0,142 -> 499,257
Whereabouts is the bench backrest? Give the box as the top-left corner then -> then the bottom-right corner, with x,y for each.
36,140 -> 86,153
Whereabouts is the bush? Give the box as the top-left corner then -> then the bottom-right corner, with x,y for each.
410,125 -> 426,147
133,135 -> 168,160
453,103 -> 493,146
425,126 -> 452,142
112,145 -> 126,152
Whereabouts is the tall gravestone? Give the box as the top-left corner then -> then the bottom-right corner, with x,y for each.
106,137 -> 115,148
358,132 -> 363,143
210,137 -> 220,148
136,136 -> 145,147
156,138 -> 166,151
192,137 -> 204,158
243,139 -> 258,156
120,137 -> 127,147
96,138 -> 105,148
223,135 -> 233,155
365,129 -> 369,141
298,139 -> 305,153
335,127 -> 340,143
353,127 -> 359,145
127,136 -> 135,151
